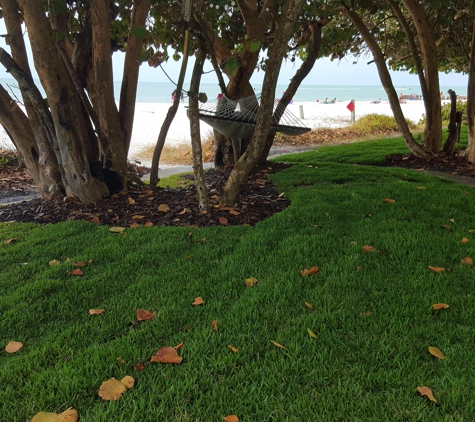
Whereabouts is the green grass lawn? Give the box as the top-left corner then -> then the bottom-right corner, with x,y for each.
2,132 -> 475,421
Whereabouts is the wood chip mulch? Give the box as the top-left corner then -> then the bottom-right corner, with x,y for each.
0,162 -> 292,227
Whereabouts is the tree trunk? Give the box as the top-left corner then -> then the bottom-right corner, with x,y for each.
442,89 -> 458,154
0,0 -> 62,195
220,0 -> 304,207
402,0 -> 442,154
189,49 -> 210,212
90,0 -> 129,182
149,3 -> 191,187
259,19 -> 327,163
119,0 -> 150,155
466,9 -> 475,163
339,6 -> 430,159
20,0 -> 109,202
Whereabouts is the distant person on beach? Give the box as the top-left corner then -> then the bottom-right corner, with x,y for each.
371,99 -> 381,104
323,97 -> 328,104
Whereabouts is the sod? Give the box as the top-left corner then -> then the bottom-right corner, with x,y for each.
1,132 -> 475,421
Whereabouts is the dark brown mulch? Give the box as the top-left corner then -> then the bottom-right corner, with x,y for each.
0,162 -> 292,227
383,153 -> 475,178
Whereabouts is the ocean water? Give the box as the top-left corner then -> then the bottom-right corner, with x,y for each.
0,78 -> 467,104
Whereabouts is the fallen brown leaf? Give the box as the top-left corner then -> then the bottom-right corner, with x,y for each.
151,346 -> 183,364
192,297 -> 204,306
212,320 -> 218,333
245,277 -> 258,287
462,256 -> 473,265
219,216 -> 228,225
300,266 -> 319,276
144,222 -> 154,227
133,363 -> 146,371
442,225 -> 451,229
383,198 -> 396,204
136,309 -> 155,321
49,259 -> 60,266
307,328 -> 317,338
120,375 -> 135,389
428,266 -> 445,273
109,227 -> 125,233
67,269 -> 83,276
228,345 -> 238,353
129,223 -> 139,228
428,346 -> 445,360
128,197 -> 135,205
461,237 -> 469,243
417,386 -> 437,403
173,342 -> 185,350
362,245 -> 375,252
432,303 -> 449,310
270,340 -> 286,349
131,215 -> 145,220
89,308 -> 105,315
157,204 -> 170,212
5,341 -> 23,354
4,238 -> 19,244
98,377 -> 129,401
72,261 -> 85,267
304,302 -> 314,309
222,416 -> 239,422
32,407 -> 78,422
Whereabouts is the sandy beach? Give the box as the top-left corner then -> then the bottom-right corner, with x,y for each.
0,99 -> 428,164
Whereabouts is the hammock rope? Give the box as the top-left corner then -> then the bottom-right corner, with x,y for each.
193,94 -> 311,138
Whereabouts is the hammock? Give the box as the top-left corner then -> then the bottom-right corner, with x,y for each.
192,94 -> 311,138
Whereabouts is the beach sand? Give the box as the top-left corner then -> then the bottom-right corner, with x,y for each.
0,100 -> 428,165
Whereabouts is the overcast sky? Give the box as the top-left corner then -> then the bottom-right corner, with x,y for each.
0,19 -> 467,88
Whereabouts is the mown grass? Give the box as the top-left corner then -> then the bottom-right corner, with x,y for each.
1,130 -> 475,421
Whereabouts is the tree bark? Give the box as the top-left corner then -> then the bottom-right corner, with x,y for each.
402,0 -> 442,154
90,0 -> 129,182
466,9 -> 475,163
149,1 -> 191,187
260,19 -> 327,162
0,0 -> 61,194
339,6 -> 430,159
119,0 -> 150,155
20,0 -> 109,202
220,0 -> 304,207
189,48 -> 210,212
442,89 -> 458,154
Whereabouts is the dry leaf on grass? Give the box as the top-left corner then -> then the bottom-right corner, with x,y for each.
72,261 -> 85,267
228,345 -> 238,353
5,341 -> 23,354
300,266 -> 319,276
270,340 -> 286,349
362,245 -> 375,252
32,407 -> 78,422
462,256 -> 473,265
109,227 -> 125,233
304,302 -> 314,309
442,225 -> 451,229
417,386 -> 437,403
432,303 -> 449,310
307,328 -> 317,338
245,277 -> 258,287
4,238 -> 19,244
144,222 -> 154,227
428,346 -> 445,360
416,186 -> 427,190
67,269 -> 83,276
137,309 -> 155,321
151,346 -> 183,364
133,363 -> 146,371
49,259 -> 60,266
98,377 -> 134,401
129,223 -> 139,228
428,266 -> 445,273
89,308 -> 105,315
120,375 -> 135,389
222,416 -> 239,422
192,297 -> 204,306
212,320 -> 218,333
383,198 -> 396,204
461,237 -> 469,243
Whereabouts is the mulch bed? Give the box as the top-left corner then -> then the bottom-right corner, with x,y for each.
383,153 -> 475,178
2,149 -> 475,228
0,160 -> 291,227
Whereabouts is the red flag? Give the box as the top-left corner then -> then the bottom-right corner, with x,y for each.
347,101 -> 355,112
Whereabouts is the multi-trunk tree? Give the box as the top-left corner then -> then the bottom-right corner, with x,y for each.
0,0 -> 149,202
